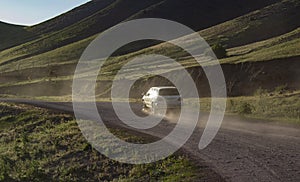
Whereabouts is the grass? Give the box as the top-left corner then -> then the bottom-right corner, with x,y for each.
117,156 -> 201,181
3,86 -> 299,126
26,0 -> 115,35
0,0 -> 299,128
197,91 -> 300,124
0,22 -> 37,51
0,0 -> 165,67
0,0 -> 299,89
1,0 -> 295,72
0,102 -> 204,181
221,28 -> 300,63
199,0 -> 300,48
0,35 -> 95,73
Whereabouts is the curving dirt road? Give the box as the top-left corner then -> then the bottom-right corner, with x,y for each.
1,98 -> 299,182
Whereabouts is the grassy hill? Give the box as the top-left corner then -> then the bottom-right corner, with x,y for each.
0,0 -> 299,100
27,0 -> 116,35
0,22 -> 37,51
0,0 -> 279,68
200,0 -> 300,48
0,0 -> 162,66
0,102 -> 217,181
127,0 -> 280,31
223,27 -> 300,63
1,1 -> 299,180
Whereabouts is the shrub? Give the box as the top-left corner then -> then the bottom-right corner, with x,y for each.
211,42 -> 227,59
254,87 -> 268,96
274,84 -> 287,94
238,102 -> 253,114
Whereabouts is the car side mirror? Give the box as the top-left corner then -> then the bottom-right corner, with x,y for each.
141,92 -> 145,96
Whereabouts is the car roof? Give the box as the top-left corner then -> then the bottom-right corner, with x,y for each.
150,86 -> 176,90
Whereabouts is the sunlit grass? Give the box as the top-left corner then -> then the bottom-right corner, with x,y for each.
0,102 -> 203,181
196,91 -> 300,124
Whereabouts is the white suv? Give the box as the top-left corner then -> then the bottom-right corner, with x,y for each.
142,86 -> 181,114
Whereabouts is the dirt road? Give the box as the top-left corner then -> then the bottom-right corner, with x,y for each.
1,99 -> 299,182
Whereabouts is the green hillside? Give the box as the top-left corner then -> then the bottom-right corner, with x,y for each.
126,0 -> 280,32
0,0 -> 162,66
1,26 -> 299,97
0,22 -> 37,51
0,0 -> 278,68
0,102 -> 209,181
223,27 -> 300,63
27,0 -> 116,35
200,0 -> 300,48
0,1 -> 299,180
0,0 -> 299,99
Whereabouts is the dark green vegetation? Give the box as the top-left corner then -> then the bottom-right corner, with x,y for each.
0,0 -> 279,63
0,0 -> 285,68
0,0 -> 299,123
0,1 -> 299,181
198,90 -> 300,124
211,42 -> 227,59
230,90 -> 300,123
0,22 -> 36,51
0,102 -> 207,181
200,0 -> 300,48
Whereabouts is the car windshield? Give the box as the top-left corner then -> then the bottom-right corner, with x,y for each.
159,88 -> 179,96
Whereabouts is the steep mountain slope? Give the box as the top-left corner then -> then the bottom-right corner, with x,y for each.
200,0 -> 300,47
1,0 -> 299,73
128,0 -> 280,31
1,26 -> 299,97
0,0 -> 162,65
119,0 -> 300,63
0,22 -> 36,51
223,27 -> 300,63
0,0 -> 114,52
27,0 -> 115,35
0,0 -> 278,67
1,0 -> 299,98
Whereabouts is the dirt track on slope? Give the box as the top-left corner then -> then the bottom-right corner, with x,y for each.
1,99 -> 299,182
